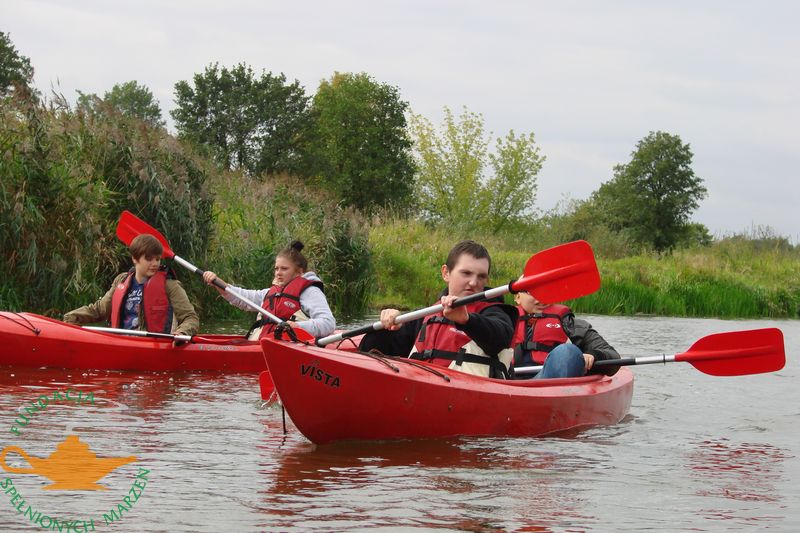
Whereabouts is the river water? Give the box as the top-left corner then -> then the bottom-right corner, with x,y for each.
0,315 -> 797,532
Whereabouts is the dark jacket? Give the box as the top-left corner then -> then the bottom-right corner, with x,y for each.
359,287 -> 517,360
567,317 -> 621,376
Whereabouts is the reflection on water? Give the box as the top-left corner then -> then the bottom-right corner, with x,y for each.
0,316 -> 797,531
688,438 -> 788,503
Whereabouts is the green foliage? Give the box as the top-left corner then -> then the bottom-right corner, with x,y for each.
367,217 -> 529,310
526,196 -> 642,259
0,90 -> 213,315
592,131 -> 707,251
0,31 -> 34,96
410,106 -> 544,233
306,72 -> 415,214
567,237 -> 800,318
366,216 -> 799,319
172,63 -> 311,176
202,173 -> 374,319
77,81 -> 164,126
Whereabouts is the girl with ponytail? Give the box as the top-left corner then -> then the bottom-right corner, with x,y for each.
202,240 -> 335,340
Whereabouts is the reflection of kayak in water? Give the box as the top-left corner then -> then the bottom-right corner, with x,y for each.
0,312 -> 264,372
267,437 -> 558,493
261,337 -> 634,444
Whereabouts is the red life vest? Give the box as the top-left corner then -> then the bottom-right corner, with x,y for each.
256,276 -> 323,338
512,304 -> 572,365
110,268 -> 172,333
411,301 -> 513,378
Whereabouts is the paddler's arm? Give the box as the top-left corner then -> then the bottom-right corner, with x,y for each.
358,314 -> 422,357
63,274 -> 124,325
165,279 -> 200,337
569,318 -> 621,376
456,304 -> 518,357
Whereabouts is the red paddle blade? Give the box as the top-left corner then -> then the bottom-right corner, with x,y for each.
517,240 -> 601,303
259,370 -> 275,400
676,328 -> 785,376
116,211 -> 176,259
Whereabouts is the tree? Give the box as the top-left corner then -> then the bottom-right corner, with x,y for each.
305,72 -> 415,213
77,80 -> 164,127
410,106 -> 544,232
0,31 -> 34,96
105,81 -> 164,126
593,131 -> 707,251
172,63 -> 310,175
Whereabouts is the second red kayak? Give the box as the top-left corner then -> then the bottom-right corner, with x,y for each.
0,312 -> 266,373
261,338 -> 634,444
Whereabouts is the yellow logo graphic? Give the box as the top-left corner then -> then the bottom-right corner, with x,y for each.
0,435 -> 136,491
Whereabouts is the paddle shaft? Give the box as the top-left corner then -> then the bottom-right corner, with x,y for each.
317,284 -> 510,346
171,255 -> 286,326
85,326 -> 193,343
513,329 -> 785,377
514,355 -> 673,376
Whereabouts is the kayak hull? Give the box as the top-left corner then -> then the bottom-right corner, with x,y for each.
1,312 -> 266,372
261,338 -> 634,444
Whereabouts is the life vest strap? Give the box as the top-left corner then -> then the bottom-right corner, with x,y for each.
522,340 -> 559,353
411,349 -> 509,379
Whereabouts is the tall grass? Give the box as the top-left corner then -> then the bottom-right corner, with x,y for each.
568,239 -> 800,318
0,91 -> 212,315
367,218 -> 800,319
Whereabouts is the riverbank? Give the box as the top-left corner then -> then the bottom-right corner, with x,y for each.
367,220 -> 800,319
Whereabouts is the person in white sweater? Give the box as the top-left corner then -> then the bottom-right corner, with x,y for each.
202,241 -> 335,339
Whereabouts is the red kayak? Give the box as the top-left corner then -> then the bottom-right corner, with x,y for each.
0,312 -> 266,372
260,337 -> 634,444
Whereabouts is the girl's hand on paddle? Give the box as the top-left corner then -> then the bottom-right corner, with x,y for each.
379,309 -> 402,331
202,271 -> 218,285
441,295 -> 468,325
583,353 -> 595,372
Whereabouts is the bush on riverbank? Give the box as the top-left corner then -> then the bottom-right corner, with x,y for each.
0,91 -> 375,322
0,92 -> 212,314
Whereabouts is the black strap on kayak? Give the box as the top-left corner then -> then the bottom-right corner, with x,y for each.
273,323 -> 310,345
360,349 -> 401,373
0,312 -> 41,335
397,358 -> 451,382
248,316 -> 301,340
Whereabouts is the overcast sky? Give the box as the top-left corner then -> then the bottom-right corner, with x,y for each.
6,1 -> 799,242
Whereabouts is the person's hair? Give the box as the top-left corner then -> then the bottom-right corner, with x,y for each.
277,240 -> 308,271
445,240 -> 491,273
129,234 -> 163,260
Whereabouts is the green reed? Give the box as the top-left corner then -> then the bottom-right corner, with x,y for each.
201,173 -> 374,319
0,91 -> 212,315
367,219 -> 799,319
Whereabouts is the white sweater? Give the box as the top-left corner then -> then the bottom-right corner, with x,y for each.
222,271 -> 336,338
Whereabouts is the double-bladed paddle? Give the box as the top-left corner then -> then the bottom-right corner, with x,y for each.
115,210 -> 314,343
316,239 -> 601,347
513,328 -> 786,377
